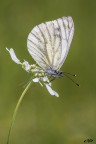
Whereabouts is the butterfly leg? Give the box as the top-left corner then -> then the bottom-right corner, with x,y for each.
49,77 -> 55,82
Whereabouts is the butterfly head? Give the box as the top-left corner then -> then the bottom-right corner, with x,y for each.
45,67 -> 63,78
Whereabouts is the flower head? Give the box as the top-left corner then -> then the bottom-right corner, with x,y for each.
6,48 -> 59,97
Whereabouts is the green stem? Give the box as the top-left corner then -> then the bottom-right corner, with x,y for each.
7,81 -> 32,144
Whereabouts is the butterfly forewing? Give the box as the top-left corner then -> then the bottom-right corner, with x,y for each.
27,16 -> 74,71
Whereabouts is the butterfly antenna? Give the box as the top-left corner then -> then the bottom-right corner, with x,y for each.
64,72 -> 76,77
64,73 -> 79,86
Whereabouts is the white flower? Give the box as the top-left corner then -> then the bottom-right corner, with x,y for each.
42,76 -> 49,82
22,61 -> 31,72
33,78 -> 39,82
6,48 -> 21,64
6,48 -> 32,72
6,48 -> 59,97
45,84 -> 59,97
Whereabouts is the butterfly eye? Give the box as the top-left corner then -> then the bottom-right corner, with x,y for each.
60,71 -> 63,74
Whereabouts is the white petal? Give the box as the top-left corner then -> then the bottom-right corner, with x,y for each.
22,61 -> 31,71
42,76 -> 50,83
33,78 -> 39,82
45,84 -> 59,97
6,48 -> 21,64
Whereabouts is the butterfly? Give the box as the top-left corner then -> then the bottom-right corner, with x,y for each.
27,16 -> 74,78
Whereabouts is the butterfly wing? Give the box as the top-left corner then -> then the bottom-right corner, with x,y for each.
27,16 -> 74,70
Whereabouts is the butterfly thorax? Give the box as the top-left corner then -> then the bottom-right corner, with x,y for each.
45,67 -> 63,78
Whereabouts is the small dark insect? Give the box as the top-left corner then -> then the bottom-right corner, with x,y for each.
84,139 -> 93,143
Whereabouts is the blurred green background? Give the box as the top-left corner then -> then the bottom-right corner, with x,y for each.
0,0 -> 96,144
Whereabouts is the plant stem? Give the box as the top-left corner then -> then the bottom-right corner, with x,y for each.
7,81 -> 32,144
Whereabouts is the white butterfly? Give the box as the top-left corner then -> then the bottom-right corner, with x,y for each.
27,16 -> 74,78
